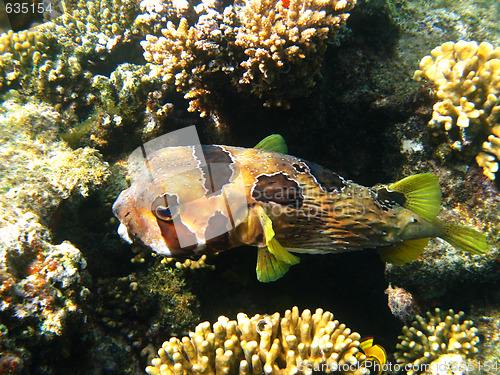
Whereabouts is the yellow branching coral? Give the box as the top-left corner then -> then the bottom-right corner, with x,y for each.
146,307 -> 369,375
414,41 -> 500,179
394,308 -> 479,375
140,0 -> 356,116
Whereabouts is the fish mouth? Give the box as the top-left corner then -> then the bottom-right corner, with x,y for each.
112,190 -> 174,256
117,223 -> 132,244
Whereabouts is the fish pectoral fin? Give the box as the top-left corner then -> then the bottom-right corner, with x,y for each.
388,173 -> 441,222
254,134 -> 288,154
256,246 -> 292,282
439,222 -> 488,255
377,237 -> 430,265
268,238 -> 300,265
257,206 -> 300,265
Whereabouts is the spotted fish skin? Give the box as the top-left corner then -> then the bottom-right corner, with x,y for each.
112,144 -> 440,258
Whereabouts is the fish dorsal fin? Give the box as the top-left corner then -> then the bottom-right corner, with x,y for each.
254,134 -> 288,154
254,206 -> 300,282
377,238 -> 430,265
438,221 -> 488,255
388,173 -> 441,222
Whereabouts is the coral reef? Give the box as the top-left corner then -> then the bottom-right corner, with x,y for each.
0,97 -> 109,219
471,307 -> 500,370
413,40 -> 500,179
0,0 -> 141,93
140,0 -> 356,117
0,29 -> 48,89
0,94 -> 106,372
394,308 -> 480,374
96,261 -> 200,342
146,306 -> 369,375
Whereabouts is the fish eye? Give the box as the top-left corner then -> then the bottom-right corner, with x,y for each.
412,218 -> 418,223
151,194 -> 180,222
154,205 -> 177,222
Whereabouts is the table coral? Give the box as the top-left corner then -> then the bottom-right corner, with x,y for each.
413,40 -> 500,179
394,308 -> 480,375
140,0 -> 356,117
146,306 -> 368,375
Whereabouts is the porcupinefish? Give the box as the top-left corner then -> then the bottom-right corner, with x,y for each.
112,135 -> 488,282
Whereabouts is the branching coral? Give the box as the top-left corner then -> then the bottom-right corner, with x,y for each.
414,41 -> 500,179
140,0 -> 356,116
0,29 -> 49,89
146,306 -> 368,375
394,308 -> 480,375
0,0 -> 141,100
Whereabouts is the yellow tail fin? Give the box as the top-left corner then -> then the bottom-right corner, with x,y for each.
388,173 -> 441,222
439,222 -> 488,255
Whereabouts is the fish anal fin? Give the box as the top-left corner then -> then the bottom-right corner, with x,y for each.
377,237 -> 430,265
254,134 -> 288,154
256,246 -> 291,282
388,173 -> 441,222
439,222 -> 488,255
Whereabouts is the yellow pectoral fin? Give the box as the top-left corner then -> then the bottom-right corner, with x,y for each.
256,206 -> 300,265
256,246 -> 292,282
377,238 -> 430,265
268,238 -> 300,265
388,173 -> 441,222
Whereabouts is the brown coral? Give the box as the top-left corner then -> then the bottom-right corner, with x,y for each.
414,41 -> 500,179
140,0 -> 356,116
146,306 -> 369,375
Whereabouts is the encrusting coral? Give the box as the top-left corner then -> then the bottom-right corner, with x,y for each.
413,40 -> 500,179
0,94 -> 107,371
146,306 -> 370,375
394,308 -> 480,375
162,254 -> 216,271
140,0 -> 356,117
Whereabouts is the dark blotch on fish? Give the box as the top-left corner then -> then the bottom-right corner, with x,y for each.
205,211 -> 231,249
307,162 -> 346,192
293,163 -> 307,173
375,187 -> 406,210
252,173 -> 304,208
193,145 -> 234,193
